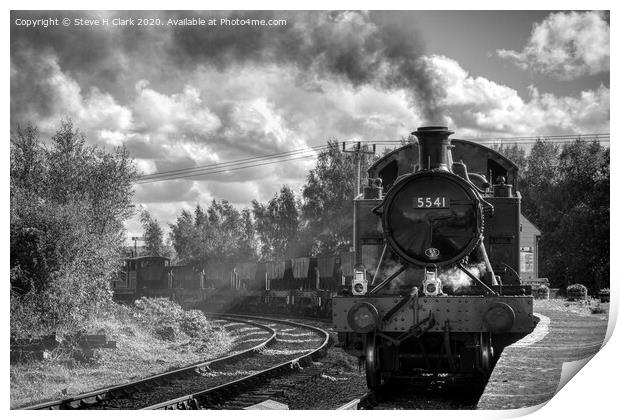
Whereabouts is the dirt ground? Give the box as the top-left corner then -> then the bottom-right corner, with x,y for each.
477,299 -> 610,409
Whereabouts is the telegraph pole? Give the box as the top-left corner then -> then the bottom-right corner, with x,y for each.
131,236 -> 144,257
343,141 -> 376,252
342,141 -> 376,196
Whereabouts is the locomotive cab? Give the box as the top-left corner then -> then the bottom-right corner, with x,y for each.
333,126 -> 535,392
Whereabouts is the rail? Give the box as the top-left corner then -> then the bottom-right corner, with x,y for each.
336,394 -> 370,410
23,316 -> 276,410
144,314 -> 330,410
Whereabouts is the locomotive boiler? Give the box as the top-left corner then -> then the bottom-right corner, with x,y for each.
332,126 -> 535,391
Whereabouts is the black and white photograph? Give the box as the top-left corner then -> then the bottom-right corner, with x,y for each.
8,6 -> 612,412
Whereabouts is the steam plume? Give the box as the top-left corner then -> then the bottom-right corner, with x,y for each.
439,263 -> 486,294
11,10 -> 445,123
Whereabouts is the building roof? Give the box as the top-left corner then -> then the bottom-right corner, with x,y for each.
520,214 -> 541,236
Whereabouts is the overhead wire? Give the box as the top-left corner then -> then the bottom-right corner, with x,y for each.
136,149 -> 328,184
136,145 -> 330,184
138,144 -> 329,180
136,133 -> 609,184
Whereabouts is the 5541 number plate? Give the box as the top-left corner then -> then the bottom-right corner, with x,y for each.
414,196 -> 450,208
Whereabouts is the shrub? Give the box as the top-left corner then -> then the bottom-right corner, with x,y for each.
132,297 -> 218,342
536,285 -> 550,299
10,121 -> 137,337
155,326 -> 176,341
567,283 -> 588,301
599,288 -> 610,303
10,291 -> 48,337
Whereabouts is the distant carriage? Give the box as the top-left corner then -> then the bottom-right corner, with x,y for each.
111,247 -> 427,318
265,259 -> 290,313
291,257 -> 317,314
112,256 -> 171,301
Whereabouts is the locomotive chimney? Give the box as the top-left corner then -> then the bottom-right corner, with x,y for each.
412,126 -> 454,171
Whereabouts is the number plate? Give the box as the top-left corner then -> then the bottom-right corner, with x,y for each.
414,196 -> 450,208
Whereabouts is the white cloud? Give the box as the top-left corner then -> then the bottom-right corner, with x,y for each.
78,88 -> 132,132
204,181 -> 262,206
10,52 -> 133,147
496,11 -> 609,80
134,158 -> 158,175
12,50 -> 610,241
133,81 -> 221,138
135,179 -> 197,204
422,55 -> 609,137
223,96 -> 307,152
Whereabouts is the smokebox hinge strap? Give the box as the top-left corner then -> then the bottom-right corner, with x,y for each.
370,243 -> 388,286
457,263 -> 497,295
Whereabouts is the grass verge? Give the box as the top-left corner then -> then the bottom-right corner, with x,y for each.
10,297 -> 234,409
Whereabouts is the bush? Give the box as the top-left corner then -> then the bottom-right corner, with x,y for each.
567,284 -> 588,301
132,297 -> 218,341
599,288 -> 610,303
155,326 -> 176,341
536,285 -> 550,299
10,291 -> 48,337
10,121 -> 137,337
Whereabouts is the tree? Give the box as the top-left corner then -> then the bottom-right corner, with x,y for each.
253,185 -> 301,259
238,209 -> 258,261
10,119 -> 138,334
519,139 -> 562,227
169,209 -> 201,263
301,141 -> 373,254
543,140 -> 609,291
169,201 -> 258,264
206,199 -> 244,262
495,143 -> 527,170
140,209 -> 164,257
516,139 -> 609,292
10,124 -> 45,195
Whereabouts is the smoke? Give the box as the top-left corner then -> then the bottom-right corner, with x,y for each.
381,258 -> 400,284
439,262 -> 486,294
11,10 -> 445,123
368,254 -> 489,295
168,11 -> 444,122
369,257 -> 423,292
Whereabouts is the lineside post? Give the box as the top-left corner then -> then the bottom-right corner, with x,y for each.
342,141 -> 376,252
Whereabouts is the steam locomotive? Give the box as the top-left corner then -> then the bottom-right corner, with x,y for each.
333,126 -> 535,390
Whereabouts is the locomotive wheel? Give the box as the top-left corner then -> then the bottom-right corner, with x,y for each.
365,332 -> 382,390
476,332 -> 493,376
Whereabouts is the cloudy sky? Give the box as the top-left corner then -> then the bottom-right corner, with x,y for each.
10,10 -> 610,239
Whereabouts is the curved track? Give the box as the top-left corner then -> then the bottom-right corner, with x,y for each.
23,316 -> 276,410
145,314 -> 330,410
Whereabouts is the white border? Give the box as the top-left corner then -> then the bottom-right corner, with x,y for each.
4,3 -> 617,419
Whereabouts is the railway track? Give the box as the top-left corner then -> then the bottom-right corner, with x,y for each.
23,316 -> 276,410
145,315 -> 330,410
24,315 -> 329,410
